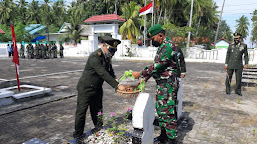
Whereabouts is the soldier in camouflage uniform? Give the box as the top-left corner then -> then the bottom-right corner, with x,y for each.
53,43 -> 57,58
26,43 -> 33,59
45,44 -> 49,59
42,44 -> 47,59
73,36 -> 125,141
35,44 -> 40,59
39,44 -> 44,59
133,24 -> 186,143
49,44 -> 53,59
225,32 -> 248,96
19,43 -> 25,58
31,44 -> 34,59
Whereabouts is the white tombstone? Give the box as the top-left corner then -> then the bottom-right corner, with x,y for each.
177,78 -> 183,119
132,93 -> 155,144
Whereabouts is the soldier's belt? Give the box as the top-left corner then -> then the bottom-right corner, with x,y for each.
156,76 -> 176,85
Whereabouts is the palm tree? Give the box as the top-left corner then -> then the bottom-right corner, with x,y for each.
120,1 -> 141,43
251,10 -> 257,45
17,0 -> 28,25
235,15 -> 250,39
52,0 -> 66,27
27,0 -> 41,23
0,0 -> 16,25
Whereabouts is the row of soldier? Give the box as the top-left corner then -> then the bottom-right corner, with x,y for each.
19,43 -> 64,59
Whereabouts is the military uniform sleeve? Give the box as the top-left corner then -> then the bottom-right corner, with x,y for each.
178,47 -> 186,74
89,55 -> 119,88
225,45 -> 231,66
244,44 -> 249,65
109,64 -> 116,78
141,44 -> 173,81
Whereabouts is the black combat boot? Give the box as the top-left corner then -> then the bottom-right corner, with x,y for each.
235,91 -> 242,96
226,88 -> 230,95
156,127 -> 168,144
167,138 -> 177,144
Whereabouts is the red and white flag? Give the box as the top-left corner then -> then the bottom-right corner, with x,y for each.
139,1 -> 153,16
10,25 -> 20,91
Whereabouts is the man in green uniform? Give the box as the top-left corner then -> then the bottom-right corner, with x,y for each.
59,44 -> 64,58
19,43 -> 25,59
133,24 -> 186,143
35,43 -> 39,59
225,32 -> 248,96
53,43 -> 57,58
73,36 -> 125,141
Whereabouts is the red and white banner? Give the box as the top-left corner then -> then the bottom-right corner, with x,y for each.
139,1 -> 153,16
10,25 -> 20,91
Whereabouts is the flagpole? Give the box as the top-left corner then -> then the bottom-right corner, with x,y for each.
186,0 -> 194,48
152,0 -> 154,26
144,0 -> 146,47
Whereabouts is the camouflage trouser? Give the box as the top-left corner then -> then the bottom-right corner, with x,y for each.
156,80 -> 179,139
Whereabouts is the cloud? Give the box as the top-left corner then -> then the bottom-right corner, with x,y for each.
214,0 -> 257,46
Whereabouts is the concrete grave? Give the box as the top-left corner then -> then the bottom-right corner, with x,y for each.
132,93 -> 155,144
1,85 -> 52,99
0,89 -> 15,106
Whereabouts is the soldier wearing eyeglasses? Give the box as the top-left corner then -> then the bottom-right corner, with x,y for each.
225,32 -> 248,96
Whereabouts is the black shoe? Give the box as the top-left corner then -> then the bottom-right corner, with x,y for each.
236,91 -> 242,96
167,138 -> 177,144
72,138 -> 85,144
226,89 -> 230,95
155,128 -> 168,144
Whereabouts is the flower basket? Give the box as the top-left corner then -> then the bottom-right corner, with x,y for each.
116,85 -> 141,98
115,70 -> 145,98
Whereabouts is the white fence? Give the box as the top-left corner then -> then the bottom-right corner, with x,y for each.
1,41 -> 257,65
185,47 -> 257,65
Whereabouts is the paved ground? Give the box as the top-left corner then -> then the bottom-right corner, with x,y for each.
0,57 -> 256,144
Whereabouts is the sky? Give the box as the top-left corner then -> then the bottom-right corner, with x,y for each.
214,0 -> 257,47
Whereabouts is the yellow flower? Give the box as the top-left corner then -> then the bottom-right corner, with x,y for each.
109,133 -> 111,137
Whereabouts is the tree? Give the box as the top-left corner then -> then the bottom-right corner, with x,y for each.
0,0 -> 16,25
235,15 -> 250,40
163,23 -> 194,47
27,0 -> 41,24
120,1 -> 141,43
218,20 -> 233,41
17,0 -> 28,25
251,10 -> 257,46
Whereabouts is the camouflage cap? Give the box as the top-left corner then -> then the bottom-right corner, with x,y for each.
147,24 -> 163,38
101,36 -> 121,49
233,32 -> 242,38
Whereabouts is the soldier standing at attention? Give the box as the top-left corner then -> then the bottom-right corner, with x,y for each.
225,32 -> 248,96
20,43 -> 25,59
26,43 -> 32,59
35,44 -> 39,59
52,43 -> 57,58
45,44 -> 49,59
48,43 -> 52,59
132,24 -> 186,144
31,44 -> 34,59
59,44 -> 64,58
73,36 -> 125,142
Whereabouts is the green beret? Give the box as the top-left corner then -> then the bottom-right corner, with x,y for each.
102,36 -> 121,49
147,24 -> 163,38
